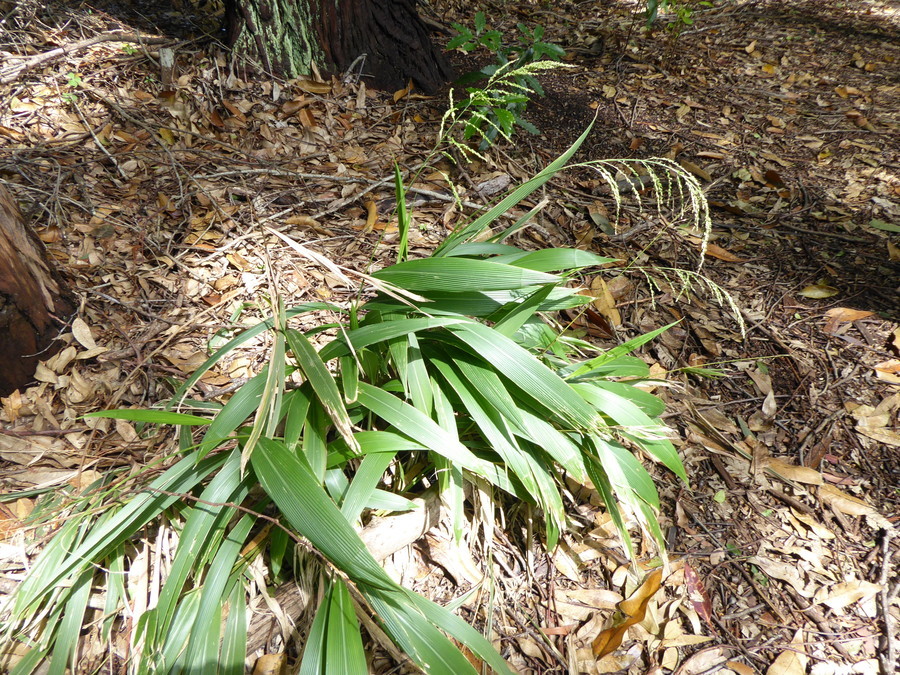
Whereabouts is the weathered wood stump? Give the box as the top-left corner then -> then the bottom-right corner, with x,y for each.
0,185 -> 74,396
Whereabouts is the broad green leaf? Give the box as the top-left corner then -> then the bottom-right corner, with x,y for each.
364,287 -> 589,319
402,590 -> 516,675
241,319 -> 286,466
403,333 -> 433,415
355,383 -> 493,477
590,381 -> 666,417
492,248 -> 618,272
184,510 -> 255,673
365,594 -> 479,675
341,450 -> 396,522
447,322 -> 599,430
444,242 -> 522,257
440,347 -> 524,429
326,579 -> 367,674
318,317 -> 467,361
561,355 -> 650,380
285,328 -> 358,452
429,354 -> 565,546
251,438 -> 394,590
490,284 -> 554,338
623,434 -> 687,483
371,257 -> 559,292
571,381 -> 665,433
598,438 -> 660,510
585,455 -> 632,555
282,386 -> 312,449
220,579 -> 248,675
150,449 -> 245,652
516,410 -> 587,481
340,354 -> 359,403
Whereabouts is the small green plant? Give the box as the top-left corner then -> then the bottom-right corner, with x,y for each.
65,71 -> 83,88
120,43 -> 138,55
0,126 -> 699,674
645,0 -> 713,33
444,12 -> 568,157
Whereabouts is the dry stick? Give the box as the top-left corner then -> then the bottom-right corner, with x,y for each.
0,32 -> 171,84
878,529 -> 898,675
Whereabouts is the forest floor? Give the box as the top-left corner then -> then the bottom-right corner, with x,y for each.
0,0 -> 898,673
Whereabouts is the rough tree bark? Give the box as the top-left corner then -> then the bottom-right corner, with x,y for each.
223,0 -> 453,93
0,185 -> 74,396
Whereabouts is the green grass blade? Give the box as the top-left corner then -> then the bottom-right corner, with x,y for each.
83,410 -> 211,426
434,119 -> 594,256
47,568 -> 92,675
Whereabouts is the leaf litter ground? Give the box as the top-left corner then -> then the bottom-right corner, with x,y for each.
0,0 -> 897,673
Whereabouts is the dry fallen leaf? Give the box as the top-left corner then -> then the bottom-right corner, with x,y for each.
817,484 -> 891,528
822,307 -> 874,334
814,580 -> 882,612
252,653 -> 286,675
766,629 -> 807,675
798,284 -> 839,299
592,568 -> 663,658
703,243 -> 744,262
71,317 -> 97,350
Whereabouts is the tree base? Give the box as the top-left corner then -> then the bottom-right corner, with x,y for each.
224,0 -> 453,94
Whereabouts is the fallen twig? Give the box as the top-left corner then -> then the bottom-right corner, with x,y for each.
0,31 -> 171,85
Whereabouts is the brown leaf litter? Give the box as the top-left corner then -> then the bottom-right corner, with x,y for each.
1,0 -> 898,673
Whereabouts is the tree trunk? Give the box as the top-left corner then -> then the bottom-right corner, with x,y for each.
224,0 -> 453,94
0,185 -> 74,396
